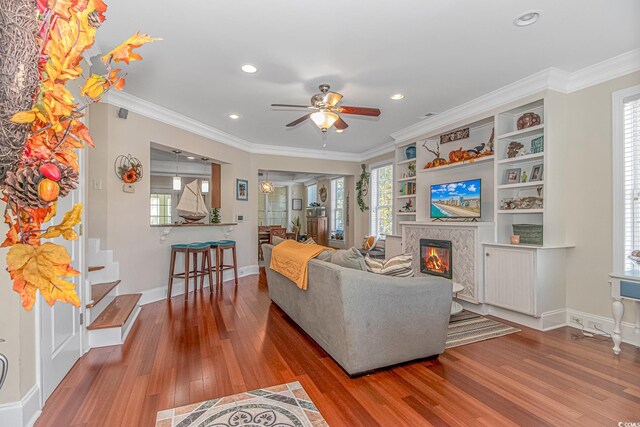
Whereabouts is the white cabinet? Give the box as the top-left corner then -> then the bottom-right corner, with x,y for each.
484,244 -> 568,318
484,246 -> 535,315
385,235 -> 403,260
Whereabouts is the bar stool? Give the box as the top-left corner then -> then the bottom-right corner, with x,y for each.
167,243 -> 214,300
216,240 -> 238,286
204,241 -> 221,290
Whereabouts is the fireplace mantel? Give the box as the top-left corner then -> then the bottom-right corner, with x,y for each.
399,221 -> 494,228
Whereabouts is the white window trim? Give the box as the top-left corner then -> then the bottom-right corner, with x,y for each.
369,162 -> 394,238
613,84 -> 640,274
330,177 -> 345,233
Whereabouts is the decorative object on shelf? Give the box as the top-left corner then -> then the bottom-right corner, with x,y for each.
507,141 -> 525,158
501,195 -> 544,210
512,224 -> 543,245
405,145 -> 417,159
516,112 -> 541,130
260,170 -> 274,193
506,168 -> 521,184
236,179 -> 248,201
292,198 -> 302,210
521,171 -> 528,183
1,0 -> 158,310
319,185 -> 327,203
487,128 -> 495,153
440,127 -> 469,144
531,136 -> 544,153
407,162 -> 416,176
530,163 -> 544,181
177,180 -> 208,223
400,199 -> 415,213
210,208 -> 221,224
423,140 -> 448,168
114,154 -> 143,188
510,235 -> 521,245
356,164 -> 370,211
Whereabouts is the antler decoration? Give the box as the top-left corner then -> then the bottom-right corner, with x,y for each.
423,140 -> 441,159
1,0 -> 159,310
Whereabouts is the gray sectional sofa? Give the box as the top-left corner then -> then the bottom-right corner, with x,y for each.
262,244 -> 452,376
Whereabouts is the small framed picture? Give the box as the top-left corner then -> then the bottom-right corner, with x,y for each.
506,168 -> 521,184
292,198 -> 302,210
236,179 -> 248,201
531,136 -> 544,153
530,164 -> 544,181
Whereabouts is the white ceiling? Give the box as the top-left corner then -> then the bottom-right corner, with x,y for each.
95,0 -> 640,154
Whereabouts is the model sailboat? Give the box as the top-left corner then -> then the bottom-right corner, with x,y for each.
176,179 -> 208,223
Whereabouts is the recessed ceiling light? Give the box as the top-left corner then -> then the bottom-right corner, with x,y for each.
336,129 -> 344,133
228,114 -> 240,120
390,93 -> 405,100
187,156 -> 195,160
241,64 -> 258,73
514,10 -> 542,27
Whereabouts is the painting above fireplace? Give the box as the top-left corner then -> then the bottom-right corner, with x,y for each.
420,238 -> 453,279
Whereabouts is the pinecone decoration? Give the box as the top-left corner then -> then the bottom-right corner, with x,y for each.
4,166 -> 48,209
87,11 -> 102,28
58,164 -> 79,198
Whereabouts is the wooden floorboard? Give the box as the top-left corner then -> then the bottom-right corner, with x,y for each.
36,270 -> 640,426
87,294 -> 141,330
86,280 -> 121,308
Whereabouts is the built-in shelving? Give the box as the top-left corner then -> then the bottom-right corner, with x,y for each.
497,181 -> 544,190
397,194 -> 416,199
397,176 -> 417,182
418,155 -> 494,174
397,158 -> 416,165
396,212 -> 417,216
496,124 -> 544,140
497,152 -> 544,165
497,208 -> 544,214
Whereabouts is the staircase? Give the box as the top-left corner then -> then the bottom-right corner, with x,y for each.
86,238 -> 141,348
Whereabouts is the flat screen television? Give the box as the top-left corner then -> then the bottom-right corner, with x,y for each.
430,179 -> 481,219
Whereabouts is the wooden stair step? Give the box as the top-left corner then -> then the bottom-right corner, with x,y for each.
88,265 -> 105,272
86,280 -> 121,308
87,294 -> 141,330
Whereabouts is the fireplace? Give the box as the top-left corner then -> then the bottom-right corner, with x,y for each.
420,239 -> 452,279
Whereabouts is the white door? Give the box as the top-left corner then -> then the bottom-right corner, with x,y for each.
39,150 -> 85,402
484,246 -> 535,315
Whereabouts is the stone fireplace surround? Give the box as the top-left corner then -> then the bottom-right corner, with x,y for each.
401,222 -> 495,304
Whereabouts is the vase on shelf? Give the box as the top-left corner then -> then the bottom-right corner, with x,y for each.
405,146 -> 416,159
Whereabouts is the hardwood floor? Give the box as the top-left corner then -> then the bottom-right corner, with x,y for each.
37,270 -> 640,426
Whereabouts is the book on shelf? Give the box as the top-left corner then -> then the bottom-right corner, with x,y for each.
399,181 -> 416,196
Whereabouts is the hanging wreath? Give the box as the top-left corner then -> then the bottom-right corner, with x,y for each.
114,154 -> 143,183
356,164 -> 370,212
1,0 -> 159,310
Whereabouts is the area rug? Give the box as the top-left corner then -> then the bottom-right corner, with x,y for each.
446,310 -> 520,348
155,381 -> 328,427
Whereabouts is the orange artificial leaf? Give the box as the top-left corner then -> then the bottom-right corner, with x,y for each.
48,0 -> 80,19
81,74 -> 107,99
11,110 -> 37,124
101,32 -> 161,65
41,203 -> 82,240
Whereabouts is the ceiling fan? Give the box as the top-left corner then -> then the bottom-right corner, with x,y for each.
271,84 -> 381,133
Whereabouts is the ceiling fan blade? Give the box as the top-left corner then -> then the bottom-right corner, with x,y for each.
271,104 -> 315,109
286,114 -> 311,127
334,117 -> 348,130
337,106 -> 381,117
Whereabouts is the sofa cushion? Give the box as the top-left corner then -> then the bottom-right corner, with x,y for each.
363,235 -> 378,250
272,236 -> 286,246
303,237 -> 316,245
316,250 -> 334,261
329,247 -> 367,271
365,253 -> 414,277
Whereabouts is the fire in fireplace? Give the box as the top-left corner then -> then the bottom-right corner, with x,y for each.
420,239 -> 452,279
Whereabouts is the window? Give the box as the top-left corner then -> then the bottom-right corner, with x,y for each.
622,92 -> 640,271
258,186 -> 288,227
370,164 -> 394,237
330,177 -> 345,235
307,184 -> 317,206
150,193 -> 172,225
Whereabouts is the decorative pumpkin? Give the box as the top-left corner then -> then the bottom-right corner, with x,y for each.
38,178 -> 60,202
39,163 -> 61,182
122,168 -> 137,183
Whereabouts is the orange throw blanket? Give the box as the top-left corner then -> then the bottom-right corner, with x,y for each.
270,240 -> 331,290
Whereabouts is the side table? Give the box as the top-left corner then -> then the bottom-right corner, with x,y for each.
609,271 -> 640,355
451,282 -> 464,315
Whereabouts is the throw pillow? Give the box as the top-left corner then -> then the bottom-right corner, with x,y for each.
315,250 -> 334,261
304,237 -> 316,245
365,253 -> 414,277
329,247 -> 367,271
363,235 -> 378,251
271,236 -> 286,246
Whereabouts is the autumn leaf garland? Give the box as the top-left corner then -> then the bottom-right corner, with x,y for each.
4,0 -> 159,310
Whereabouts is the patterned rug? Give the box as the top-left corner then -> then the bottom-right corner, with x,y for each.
446,310 -> 520,348
155,381 -> 328,427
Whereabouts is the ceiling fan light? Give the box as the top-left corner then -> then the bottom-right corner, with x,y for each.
310,111 -> 339,131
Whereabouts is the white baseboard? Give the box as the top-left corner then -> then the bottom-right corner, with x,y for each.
139,265 -> 259,306
0,384 -> 41,427
459,301 -> 567,331
566,309 -> 640,348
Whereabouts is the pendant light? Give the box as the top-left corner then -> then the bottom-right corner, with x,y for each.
310,111 -> 339,133
201,157 -> 210,193
172,150 -> 182,190
260,170 -> 274,193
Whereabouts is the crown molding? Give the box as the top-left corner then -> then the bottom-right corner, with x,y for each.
249,142 -> 364,162
391,49 -> 640,144
359,141 -> 396,163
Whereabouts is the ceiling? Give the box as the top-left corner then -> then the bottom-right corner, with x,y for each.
95,0 -> 640,154
258,170 -> 330,184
